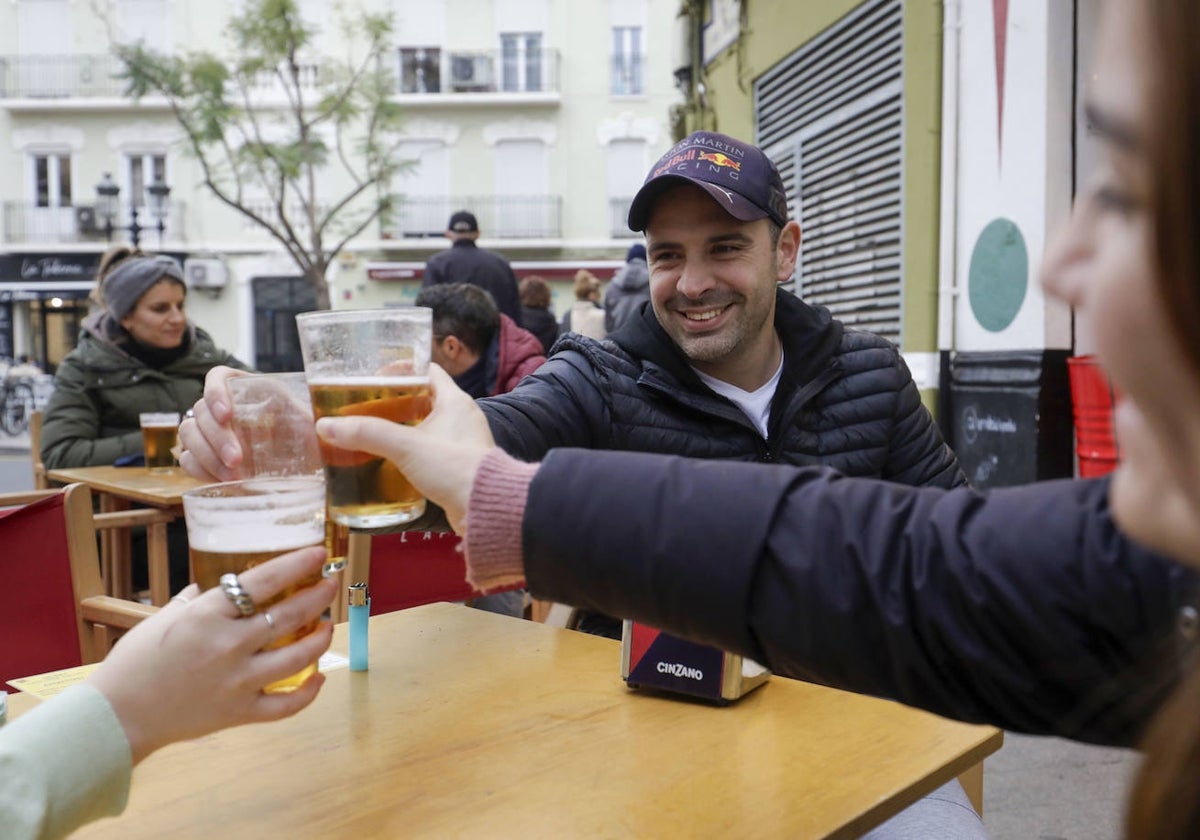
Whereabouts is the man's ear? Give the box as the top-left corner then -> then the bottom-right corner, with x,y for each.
440,335 -> 463,359
775,220 -> 802,282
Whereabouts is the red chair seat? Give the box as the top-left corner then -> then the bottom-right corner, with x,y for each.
367,531 -> 523,615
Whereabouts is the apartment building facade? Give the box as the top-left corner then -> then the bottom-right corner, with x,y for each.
0,0 -> 680,372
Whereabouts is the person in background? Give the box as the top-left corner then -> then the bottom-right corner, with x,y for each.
41,247 -> 248,470
317,1 -> 1200,835
416,283 -> 545,399
1,546 -> 335,840
558,269 -> 606,340
422,211 -> 522,325
40,246 -> 249,592
518,275 -> 559,355
603,243 -> 650,335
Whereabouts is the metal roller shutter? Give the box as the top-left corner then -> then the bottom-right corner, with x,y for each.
754,0 -> 904,344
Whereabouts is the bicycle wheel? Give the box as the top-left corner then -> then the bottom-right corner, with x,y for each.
1,382 -> 33,435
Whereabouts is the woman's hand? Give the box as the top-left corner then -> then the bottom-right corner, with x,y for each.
86,547 -> 337,764
316,365 -> 494,533
178,365 -> 249,482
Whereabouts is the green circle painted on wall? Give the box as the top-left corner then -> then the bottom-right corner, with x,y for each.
968,218 -> 1028,333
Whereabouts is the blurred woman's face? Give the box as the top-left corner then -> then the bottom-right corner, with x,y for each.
120,279 -> 187,350
1041,3 -> 1200,563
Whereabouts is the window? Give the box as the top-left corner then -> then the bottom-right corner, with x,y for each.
612,26 -> 643,95
398,48 -> 441,93
494,139 -> 553,237
395,141 -> 449,236
115,0 -> 170,47
125,153 -> 167,209
606,139 -> 645,237
500,32 -> 542,92
33,154 -> 71,208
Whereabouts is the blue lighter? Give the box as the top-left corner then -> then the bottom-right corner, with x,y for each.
348,582 -> 369,671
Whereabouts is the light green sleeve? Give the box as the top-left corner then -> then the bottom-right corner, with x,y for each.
0,684 -> 133,840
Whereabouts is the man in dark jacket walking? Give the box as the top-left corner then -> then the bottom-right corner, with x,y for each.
423,211 -> 522,325
603,243 -> 649,334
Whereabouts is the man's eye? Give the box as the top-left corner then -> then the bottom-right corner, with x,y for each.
1093,186 -> 1137,215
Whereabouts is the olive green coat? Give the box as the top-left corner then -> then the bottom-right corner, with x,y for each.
40,314 -> 249,469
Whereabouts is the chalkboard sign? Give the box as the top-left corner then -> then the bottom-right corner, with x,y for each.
0,302 -> 12,359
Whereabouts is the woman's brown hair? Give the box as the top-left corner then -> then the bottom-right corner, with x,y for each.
1125,2 -> 1200,837
520,275 -> 552,309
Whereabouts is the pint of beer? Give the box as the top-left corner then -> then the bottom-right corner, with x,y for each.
182,477 -> 327,693
139,412 -> 180,472
297,308 -> 433,529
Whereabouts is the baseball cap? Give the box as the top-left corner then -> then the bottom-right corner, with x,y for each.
447,210 -> 479,233
627,131 -> 789,232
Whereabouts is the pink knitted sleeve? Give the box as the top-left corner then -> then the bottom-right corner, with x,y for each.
462,448 -> 540,591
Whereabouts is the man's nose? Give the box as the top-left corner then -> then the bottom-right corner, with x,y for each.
675,259 -> 715,298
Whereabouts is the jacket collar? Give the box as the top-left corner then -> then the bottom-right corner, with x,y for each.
608,288 -> 843,390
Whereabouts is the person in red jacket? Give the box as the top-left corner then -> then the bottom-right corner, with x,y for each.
415,283 -> 545,398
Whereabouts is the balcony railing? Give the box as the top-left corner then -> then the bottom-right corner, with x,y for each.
0,55 -> 127,99
394,48 -> 561,96
609,197 -> 638,238
0,54 -> 322,101
383,195 -> 562,240
3,201 -> 187,244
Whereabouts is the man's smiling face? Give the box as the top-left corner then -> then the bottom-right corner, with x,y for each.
645,182 -> 798,389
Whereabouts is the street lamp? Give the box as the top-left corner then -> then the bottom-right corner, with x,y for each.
94,171 -> 171,248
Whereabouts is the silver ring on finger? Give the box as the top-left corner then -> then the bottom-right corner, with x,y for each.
219,573 -> 258,617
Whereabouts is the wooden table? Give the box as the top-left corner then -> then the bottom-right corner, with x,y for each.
46,465 -> 207,605
23,604 -> 1002,839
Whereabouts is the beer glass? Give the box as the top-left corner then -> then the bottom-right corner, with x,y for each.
296,308 -> 433,528
228,372 -> 349,573
182,476 -> 326,693
139,411 -> 180,472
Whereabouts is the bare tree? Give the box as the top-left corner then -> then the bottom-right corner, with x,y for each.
114,0 -> 408,308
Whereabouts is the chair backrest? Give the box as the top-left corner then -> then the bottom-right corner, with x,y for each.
365,531 -> 523,616
28,409 -> 47,489
0,484 -> 154,687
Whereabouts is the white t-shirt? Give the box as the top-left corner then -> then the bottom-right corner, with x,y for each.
693,356 -> 784,439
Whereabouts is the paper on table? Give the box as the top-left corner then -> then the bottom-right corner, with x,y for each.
6,652 -> 351,701
8,663 -> 99,699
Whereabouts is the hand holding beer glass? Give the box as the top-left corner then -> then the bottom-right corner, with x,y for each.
227,371 -> 348,573
182,477 -> 328,693
297,308 -> 433,529
140,411 -> 181,472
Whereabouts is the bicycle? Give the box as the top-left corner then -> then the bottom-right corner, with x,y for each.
0,376 -> 34,436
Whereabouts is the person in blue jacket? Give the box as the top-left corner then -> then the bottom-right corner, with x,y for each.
316,1 -> 1200,836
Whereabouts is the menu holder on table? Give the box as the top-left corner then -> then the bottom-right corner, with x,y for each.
621,620 -> 770,704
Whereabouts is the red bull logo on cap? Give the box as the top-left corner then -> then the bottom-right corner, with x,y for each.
698,151 -> 742,171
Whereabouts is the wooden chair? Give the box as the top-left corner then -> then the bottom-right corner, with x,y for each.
0,483 -> 160,686
28,409 -> 48,489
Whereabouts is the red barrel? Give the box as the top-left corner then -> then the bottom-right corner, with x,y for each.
1066,355 -> 1120,477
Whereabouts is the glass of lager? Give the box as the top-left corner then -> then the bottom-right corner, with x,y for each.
227,372 -> 349,573
139,411 -> 180,472
182,476 -> 327,693
296,308 -> 433,529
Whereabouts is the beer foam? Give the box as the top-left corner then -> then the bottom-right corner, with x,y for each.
189,515 -> 323,553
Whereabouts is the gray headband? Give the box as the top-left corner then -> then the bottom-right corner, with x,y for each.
103,255 -> 186,321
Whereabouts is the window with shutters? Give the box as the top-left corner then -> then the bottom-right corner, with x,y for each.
754,0 -> 903,344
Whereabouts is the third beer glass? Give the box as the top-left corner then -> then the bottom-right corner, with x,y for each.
182,477 -> 326,693
296,308 -> 433,528
139,411 -> 180,472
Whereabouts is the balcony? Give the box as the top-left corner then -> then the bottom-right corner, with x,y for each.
0,54 -> 321,107
393,48 -> 561,103
0,55 -> 128,100
383,195 -> 562,240
3,201 -> 187,245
